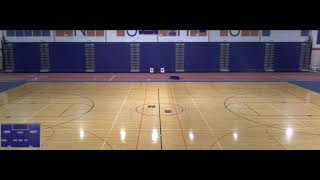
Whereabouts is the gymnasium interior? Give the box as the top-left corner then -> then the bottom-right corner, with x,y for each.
1,30 -> 320,150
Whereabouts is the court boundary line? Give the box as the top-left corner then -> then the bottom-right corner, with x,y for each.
223,92 -> 320,137
209,124 -> 267,150
168,83 -> 188,150
2,92 -> 95,119
58,104 -> 74,117
184,86 -> 223,150
157,88 -> 163,150
42,92 -> 95,129
226,102 -> 320,117
265,128 -> 287,150
41,127 -> 55,147
100,85 -> 133,150
40,125 -> 108,149
245,103 -> 261,116
29,104 -> 51,120
135,83 -> 148,150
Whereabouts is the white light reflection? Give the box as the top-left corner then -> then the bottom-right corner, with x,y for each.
79,129 -> 85,140
233,132 -> 238,141
189,131 -> 194,141
152,129 -> 158,143
120,129 -> 126,143
286,128 -> 293,138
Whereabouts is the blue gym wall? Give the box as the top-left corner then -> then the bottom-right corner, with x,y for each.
184,43 -> 220,72
273,43 -> 301,71
140,43 -> 176,72
229,43 -> 265,72
49,43 -> 85,72
6,42 -> 305,73
13,43 -> 40,72
95,43 -> 130,72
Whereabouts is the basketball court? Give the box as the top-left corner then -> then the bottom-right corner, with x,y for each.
1,30 -> 320,150
1,72 -> 320,150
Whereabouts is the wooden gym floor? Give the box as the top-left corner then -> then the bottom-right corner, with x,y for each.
1,80 -> 320,150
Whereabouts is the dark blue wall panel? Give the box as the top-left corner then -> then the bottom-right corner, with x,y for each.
229,43 -> 265,71
184,43 -> 220,72
9,42 -> 306,73
13,43 -> 40,72
140,43 -> 175,72
274,43 -> 301,71
49,43 -> 85,72
95,43 -> 130,72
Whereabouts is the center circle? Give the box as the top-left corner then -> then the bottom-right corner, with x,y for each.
135,103 -> 184,116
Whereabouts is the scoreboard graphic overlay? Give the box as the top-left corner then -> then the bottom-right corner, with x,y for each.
1,124 -> 41,148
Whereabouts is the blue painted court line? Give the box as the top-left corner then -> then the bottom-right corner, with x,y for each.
289,81 -> 320,93
0,81 -> 26,93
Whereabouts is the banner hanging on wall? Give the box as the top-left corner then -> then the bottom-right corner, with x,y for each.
139,30 -> 158,35
116,30 -> 207,37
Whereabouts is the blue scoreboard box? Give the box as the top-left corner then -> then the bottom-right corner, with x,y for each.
1,124 -> 41,148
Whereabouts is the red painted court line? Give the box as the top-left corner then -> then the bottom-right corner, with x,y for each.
41,127 -> 55,147
265,128 -> 286,150
87,130 -> 113,150
209,132 -> 233,150
168,84 -> 188,150
135,83 -> 149,150
209,124 -> 265,150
